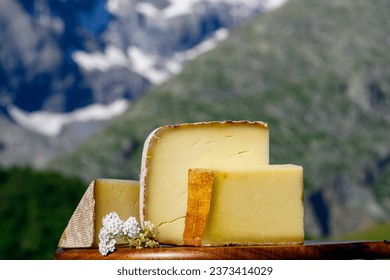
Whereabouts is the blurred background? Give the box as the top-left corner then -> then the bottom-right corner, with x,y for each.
1,0 -> 389,259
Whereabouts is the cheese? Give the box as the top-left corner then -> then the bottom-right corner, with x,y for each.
184,165 -> 304,246
58,181 -> 95,248
140,121 -> 269,245
94,179 -> 140,246
58,179 -> 139,248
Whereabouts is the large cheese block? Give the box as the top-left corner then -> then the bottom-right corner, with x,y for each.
140,121 -> 269,245
183,165 -> 304,246
58,179 -> 139,248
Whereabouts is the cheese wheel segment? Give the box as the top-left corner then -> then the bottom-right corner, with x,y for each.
140,121 -> 269,245
187,165 -> 304,246
58,179 -> 140,248
94,179 -> 140,246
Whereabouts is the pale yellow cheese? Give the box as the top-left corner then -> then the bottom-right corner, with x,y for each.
58,179 -> 139,248
185,165 -> 304,246
140,121 -> 269,245
94,179 -> 140,246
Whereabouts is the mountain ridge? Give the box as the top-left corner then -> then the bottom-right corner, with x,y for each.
1,0 -> 278,167
1,0 -> 277,115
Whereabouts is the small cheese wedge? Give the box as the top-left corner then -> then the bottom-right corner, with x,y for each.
94,179 -> 140,246
184,165 -> 304,246
140,121 -> 269,245
58,179 -> 139,248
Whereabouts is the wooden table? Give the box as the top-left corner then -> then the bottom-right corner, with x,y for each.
55,240 -> 390,260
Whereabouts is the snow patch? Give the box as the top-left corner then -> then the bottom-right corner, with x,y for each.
127,47 -> 169,85
129,28 -> 229,84
162,0 -> 199,19
72,45 -> 129,72
174,28 -> 229,62
263,0 -> 289,10
8,99 -> 129,137
134,0 -> 289,20
135,2 -> 160,18
73,27 -> 229,85
106,0 -> 134,16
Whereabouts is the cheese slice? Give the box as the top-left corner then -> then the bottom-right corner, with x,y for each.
140,121 -> 269,245
184,165 -> 304,246
58,179 -> 139,248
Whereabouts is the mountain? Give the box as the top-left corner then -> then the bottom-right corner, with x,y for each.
0,0 -> 283,166
50,0 -> 390,237
1,0 -> 280,115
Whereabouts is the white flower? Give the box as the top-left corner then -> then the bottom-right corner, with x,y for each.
98,212 -> 159,256
98,212 -> 123,256
98,227 -> 110,242
102,212 -> 123,236
122,216 -> 141,239
98,238 -> 116,256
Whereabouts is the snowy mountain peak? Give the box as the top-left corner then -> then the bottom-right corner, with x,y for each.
1,0 -> 289,137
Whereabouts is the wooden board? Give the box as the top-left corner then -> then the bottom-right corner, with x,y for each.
55,240 -> 390,260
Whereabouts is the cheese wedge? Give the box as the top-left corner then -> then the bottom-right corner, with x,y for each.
140,121 -> 269,245
184,165 -> 304,246
58,179 -> 139,248
94,179 -> 140,246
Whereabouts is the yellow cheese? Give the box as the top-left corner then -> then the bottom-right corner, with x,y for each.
184,165 -> 304,246
94,179 -> 140,246
58,179 -> 139,248
140,121 -> 269,245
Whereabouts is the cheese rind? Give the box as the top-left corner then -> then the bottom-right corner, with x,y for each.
188,165 -> 304,246
183,169 -> 214,246
58,181 -> 95,248
140,121 -> 269,245
58,179 -> 140,248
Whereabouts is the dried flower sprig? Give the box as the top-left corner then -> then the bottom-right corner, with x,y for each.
98,212 -> 159,256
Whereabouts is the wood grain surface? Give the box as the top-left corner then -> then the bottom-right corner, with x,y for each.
55,240 -> 390,260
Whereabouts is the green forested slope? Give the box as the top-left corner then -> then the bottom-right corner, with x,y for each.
0,166 -> 85,259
